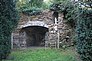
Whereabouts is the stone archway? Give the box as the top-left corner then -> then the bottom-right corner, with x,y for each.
19,21 -> 49,47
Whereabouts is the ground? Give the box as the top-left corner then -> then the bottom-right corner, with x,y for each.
2,47 -> 81,61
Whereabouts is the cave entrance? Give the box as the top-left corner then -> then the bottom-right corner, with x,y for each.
19,21 -> 49,47
24,26 -> 48,47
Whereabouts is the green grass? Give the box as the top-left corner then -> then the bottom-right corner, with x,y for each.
3,47 -> 79,61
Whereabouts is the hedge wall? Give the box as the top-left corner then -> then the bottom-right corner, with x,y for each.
76,8 -> 92,61
0,0 -> 18,60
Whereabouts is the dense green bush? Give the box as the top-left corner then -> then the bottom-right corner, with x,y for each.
22,7 -> 42,16
0,0 -> 18,60
76,8 -> 92,61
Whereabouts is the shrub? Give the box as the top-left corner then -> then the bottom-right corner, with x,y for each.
16,0 -> 44,12
22,7 -> 42,16
76,8 -> 92,61
0,0 -> 18,60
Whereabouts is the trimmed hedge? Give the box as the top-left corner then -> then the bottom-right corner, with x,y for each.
76,8 -> 92,61
0,0 -> 18,60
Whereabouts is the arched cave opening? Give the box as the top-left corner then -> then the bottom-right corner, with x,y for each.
21,26 -> 49,47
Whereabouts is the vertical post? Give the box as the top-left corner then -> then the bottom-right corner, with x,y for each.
54,15 -> 60,49
54,18 -> 58,31
57,30 -> 60,49
55,18 -> 58,25
11,33 -> 13,49
45,32 -> 49,49
23,31 -> 26,48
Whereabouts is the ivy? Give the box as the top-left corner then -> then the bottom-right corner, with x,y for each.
76,8 -> 92,61
0,0 -> 18,60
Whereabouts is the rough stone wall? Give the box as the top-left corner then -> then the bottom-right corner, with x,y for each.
12,10 -> 73,48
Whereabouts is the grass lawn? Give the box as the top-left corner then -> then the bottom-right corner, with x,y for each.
2,47 -> 79,61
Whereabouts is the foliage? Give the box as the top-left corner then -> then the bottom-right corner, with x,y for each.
49,0 -> 78,49
0,0 -> 18,60
50,1 -> 92,61
22,7 -> 42,16
76,8 -> 92,61
16,0 -> 43,9
16,0 -> 43,11
60,0 -> 78,27
2,48 -> 78,61
79,0 -> 92,8
42,2 -> 51,9
16,0 -> 45,16
50,0 -> 64,3
50,2 -> 61,11
50,0 -> 79,28
58,1 -> 92,61
29,0 -> 43,8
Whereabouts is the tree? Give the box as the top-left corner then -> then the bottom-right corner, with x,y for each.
0,0 -> 18,60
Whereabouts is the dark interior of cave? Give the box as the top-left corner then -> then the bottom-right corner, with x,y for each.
23,26 -> 48,47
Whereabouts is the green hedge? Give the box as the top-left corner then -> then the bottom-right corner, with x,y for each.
76,8 -> 92,61
0,0 -> 18,60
